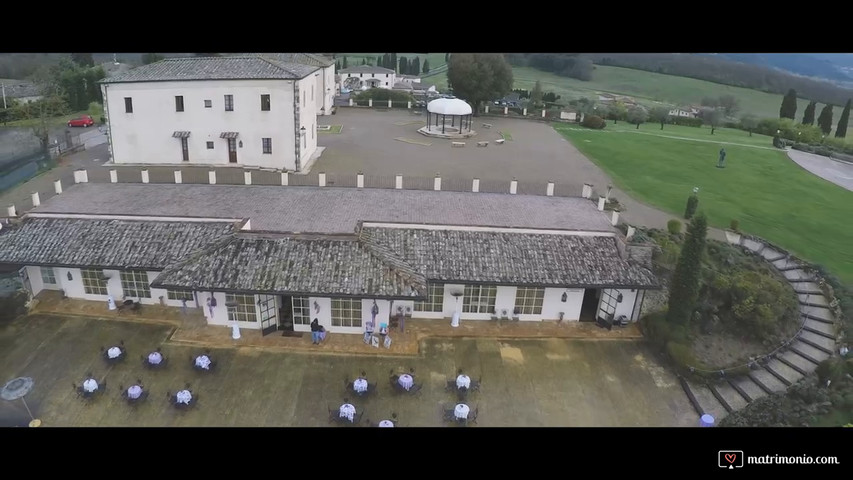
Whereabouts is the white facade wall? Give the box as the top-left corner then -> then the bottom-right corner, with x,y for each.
541,288 -> 584,321
340,71 -> 396,90
102,78 -> 317,172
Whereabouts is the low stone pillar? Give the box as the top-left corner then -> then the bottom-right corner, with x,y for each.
523,108 -> 527,116
407,101 -> 412,109
6,205 -> 16,217
31,192 -> 40,207
472,178 -> 480,192
542,109 -> 546,118
395,174 -> 403,189
109,169 -> 117,183
582,183 -> 593,199
510,179 -> 518,195
319,172 -> 326,187
598,196 -> 606,211
349,98 -> 353,107
485,105 -> 489,114
244,171 -> 252,185
54,180 -> 62,195
369,99 -> 373,108
434,174 -> 441,191
281,172 -> 289,186
75,169 -> 89,183
174,170 -> 182,184
141,169 -> 149,184
546,182 -> 554,196
387,99 -> 392,108
611,210 -> 620,226
626,226 -> 636,240
208,171 -> 216,185
357,172 -> 364,188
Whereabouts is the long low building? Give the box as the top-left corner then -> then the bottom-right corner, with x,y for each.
1,183 -> 659,336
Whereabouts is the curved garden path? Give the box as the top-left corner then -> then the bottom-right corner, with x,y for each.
786,149 -> 853,192
678,235 -> 840,423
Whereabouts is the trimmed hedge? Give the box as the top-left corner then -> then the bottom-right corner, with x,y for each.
581,115 -> 606,129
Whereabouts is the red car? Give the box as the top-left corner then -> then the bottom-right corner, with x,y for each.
67,115 -> 95,127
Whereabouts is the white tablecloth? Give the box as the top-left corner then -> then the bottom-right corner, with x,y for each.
195,355 -> 211,370
398,374 -> 413,390
378,420 -> 395,428
353,378 -> 368,393
176,390 -> 192,405
107,346 -> 122,359
456,375 -> 471,389
455,403 -> 470,420
148,351 -> 162,365
127,385 -> 142,399
339,403 -> 356,422
82,379 -> 98,393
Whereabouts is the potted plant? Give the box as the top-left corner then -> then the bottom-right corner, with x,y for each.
724,219 -> 741,245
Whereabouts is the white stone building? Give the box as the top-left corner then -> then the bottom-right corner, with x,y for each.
2,182 -> 659,337
99,55 -> 327,173
339,65 -> 396,91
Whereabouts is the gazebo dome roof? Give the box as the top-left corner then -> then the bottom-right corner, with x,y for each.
427,98 -> 472,115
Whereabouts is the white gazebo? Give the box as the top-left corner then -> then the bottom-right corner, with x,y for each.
419,98 -> 477,139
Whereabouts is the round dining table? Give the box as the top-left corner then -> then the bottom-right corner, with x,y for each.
82,378 -> 98,393
353,378 -> 368,393
127,385 -> 143,400
378,420 -> 395,428
454,403 -> 470,420
398,374 -> 413,390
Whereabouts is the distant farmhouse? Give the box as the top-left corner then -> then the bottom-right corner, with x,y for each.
339,65 -> 396,91
1,79 -> 42,104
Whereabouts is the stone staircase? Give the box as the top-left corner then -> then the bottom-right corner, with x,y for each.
679,234 -> 840,424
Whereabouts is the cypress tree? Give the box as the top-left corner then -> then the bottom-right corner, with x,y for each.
801,101 -> 816,125
666,212 -> 709,325
779,89 -> 798,119
835,99 -> 851,138
817,104 -> 834,136
411,57 -> 420,76
342,56 -> 348,69
390,53 -> 397,72
423,59 -> 430,74
376,56 -> 382,68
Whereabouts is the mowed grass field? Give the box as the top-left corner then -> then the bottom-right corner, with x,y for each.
554,122 -> 853,282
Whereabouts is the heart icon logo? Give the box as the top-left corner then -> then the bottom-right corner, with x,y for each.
725,454 -> 737,464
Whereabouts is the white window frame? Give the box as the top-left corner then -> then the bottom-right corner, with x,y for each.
81,269 -> 108,296
226,293 -> 257,323
331,298 -> 362,327
292,297 -> 311,325
514,287 -> 545,315
40,266 -> 56,285
414,283 -> 444,312
120,270 -> 151,299
167,288 -> 194,301
462,285 -> 497,314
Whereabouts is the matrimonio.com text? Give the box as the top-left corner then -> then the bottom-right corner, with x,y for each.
719,451 -> 841,468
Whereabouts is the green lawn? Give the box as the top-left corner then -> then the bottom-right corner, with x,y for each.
554,122 -> 853,283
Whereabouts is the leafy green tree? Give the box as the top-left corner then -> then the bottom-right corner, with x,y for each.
666,212 -> 708,325
399,56 -> 408,74
608,101 -> 627,124
649,106 -> 670,130
740,114 -> 758,136
801,100 -> 817,125
718,94 -> 739,116
627,106 -> 648,129
530,80 -> 543,108
342,56 -> 348,69
422,59 -> 430,74
70,53 -> 94,67
445,53 -> 449,62
141,53 -> 164,65
446,53 -> 513,117
779,88 -> 798,119
834,99 -> 851,138
361,58 -> 366,65
383,53 -> 391,69
376,56 -> 382,68
817,104 -> 834,135
700,107 -> 723,134
390,53 -> 397,72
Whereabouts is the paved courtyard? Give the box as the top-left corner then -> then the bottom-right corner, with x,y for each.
0,314 -> 696,427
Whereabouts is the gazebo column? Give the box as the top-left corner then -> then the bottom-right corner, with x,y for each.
452,115 -> 455,127
442,114 -> 446,134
